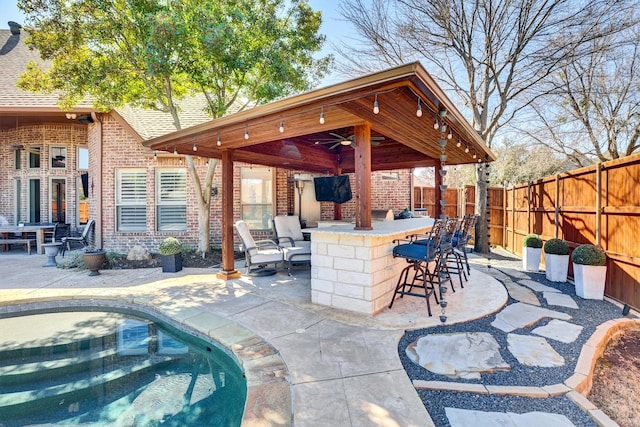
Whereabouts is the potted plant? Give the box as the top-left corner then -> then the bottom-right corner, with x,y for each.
544,238 -> 570,282
83,245 -> 106,276
572,244 -> 607,299
159,237 -> 183,273
522,234 -> 543,272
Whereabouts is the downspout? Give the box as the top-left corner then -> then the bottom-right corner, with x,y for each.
91,112 -> 103,249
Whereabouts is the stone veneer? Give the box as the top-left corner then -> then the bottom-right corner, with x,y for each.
308,217 -> 434,314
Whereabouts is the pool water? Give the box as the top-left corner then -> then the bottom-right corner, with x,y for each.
0,311 -> 247,426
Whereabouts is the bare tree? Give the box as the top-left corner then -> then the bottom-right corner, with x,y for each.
338,0 -> 633,252
517,25 -> 640,167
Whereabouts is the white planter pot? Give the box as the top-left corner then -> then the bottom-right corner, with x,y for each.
522,247 -> 542,272
545,254 -> 569,282
573,263 -> 607,299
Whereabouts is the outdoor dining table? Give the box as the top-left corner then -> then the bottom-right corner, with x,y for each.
0,224 -> 56,255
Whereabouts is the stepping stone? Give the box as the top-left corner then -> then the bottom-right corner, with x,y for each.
507,334 -> 564,367
501,268 -> 530,279
504,281 -> 540,306
543,292 -> 578,309
489,270 -> 511,281
518,279 -> 561,293
446,408 -> 575,427
406,332 -> 510,380
532,320 -> 583,343
491,302 -> 571,333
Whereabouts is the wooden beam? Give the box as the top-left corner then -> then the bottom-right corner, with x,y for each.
216,149 -> 241,280
354,123 -> 372,230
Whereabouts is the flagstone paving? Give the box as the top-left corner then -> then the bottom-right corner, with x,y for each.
490,302 -> 572,333
518,279 -> 562,293
544,291 -> 579,309
507,334 -> 565,367
533,320 -> 583,343
446,408 -> 575,427
503,280 -> 540,306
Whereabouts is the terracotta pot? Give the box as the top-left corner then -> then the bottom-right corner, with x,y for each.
84,250 -> 106,276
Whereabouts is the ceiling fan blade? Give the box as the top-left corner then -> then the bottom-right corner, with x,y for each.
329,142 -> 342,150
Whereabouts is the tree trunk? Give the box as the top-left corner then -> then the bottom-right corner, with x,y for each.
186,156 -> 218,254
474,163 -> 490,254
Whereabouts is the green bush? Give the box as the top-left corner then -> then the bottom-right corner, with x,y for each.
159,237 -> 182,256
543,238 -> 570,255
571,244 -> 606,266
522,234 -> 543,248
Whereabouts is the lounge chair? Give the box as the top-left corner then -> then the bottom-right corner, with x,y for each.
234,220 -> 284,273
272,215 -> 311,249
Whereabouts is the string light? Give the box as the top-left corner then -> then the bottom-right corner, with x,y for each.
373,93 -> 379,114
173,146 -> 178,155
465,144 -> 470,153
473,151 -> 477,159
279,120 -> 284,133
193,143 -> 197,151
456,137 -> 461,148
244,125 -> 249,140
154,150 -> 157,159
216,133 -> 221,147
416,98 -> 423,117
433,117 -> 439,130
319,107 -> 325,125
447,128 -> 453,140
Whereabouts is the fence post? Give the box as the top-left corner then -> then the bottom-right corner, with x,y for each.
527,182 -> 531,234
503,186 -> 507,247
512,186 -> 516,251
555,174 -> 559,238
596,163 -> 602,246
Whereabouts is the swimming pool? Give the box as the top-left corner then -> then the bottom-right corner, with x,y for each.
0,310 -> 247,426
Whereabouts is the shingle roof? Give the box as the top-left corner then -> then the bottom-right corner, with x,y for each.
0,28 -> 239,140
0,29 -> 80,108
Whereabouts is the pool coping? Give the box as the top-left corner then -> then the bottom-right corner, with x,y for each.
0,296 -> 292,427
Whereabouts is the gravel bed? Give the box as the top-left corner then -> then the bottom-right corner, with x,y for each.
398,250 -> 632,426
419,391 -> 597,426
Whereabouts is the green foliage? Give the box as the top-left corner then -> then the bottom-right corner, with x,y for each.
572,244 -> 606,266
522,234 -> 543,248
543,238 -> 570,255
159,237 -> 182,255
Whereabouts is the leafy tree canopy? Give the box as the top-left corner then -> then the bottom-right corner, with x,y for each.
18,0 -> 332,122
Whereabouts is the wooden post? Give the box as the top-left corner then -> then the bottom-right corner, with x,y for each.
555,175 -> 560,238
216,149 -> 241,280
527,182 -> 532,234
596,163 -> 602,246
503,186 -> 507,248
353,123 -> 372,230
511,186 -> 516,252
334,167 -> 343,220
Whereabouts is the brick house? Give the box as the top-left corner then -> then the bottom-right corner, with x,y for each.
0,26 -> 414,254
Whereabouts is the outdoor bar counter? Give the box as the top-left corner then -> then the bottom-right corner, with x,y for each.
306,217 -> 435,315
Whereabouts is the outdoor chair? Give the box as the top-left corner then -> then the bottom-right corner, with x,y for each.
272,215 -> 311,249
439,217 -> 467,288
388,219 -> 449,316
60,219 -> 95,257
53,223 -> 70,242
453,214 -> 477,275
234,220 -> 284,273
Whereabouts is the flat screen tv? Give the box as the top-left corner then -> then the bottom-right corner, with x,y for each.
313,175 -> 352,204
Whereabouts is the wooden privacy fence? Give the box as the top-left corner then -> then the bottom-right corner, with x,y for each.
503,153 -> 640,311
413,185 -> 504,247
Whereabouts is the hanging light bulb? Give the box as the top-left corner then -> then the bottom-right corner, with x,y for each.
473,151 -> 477,159
319,107 -> 325,124
373,93 -> 379,114
416,99 -> 423,117
216,133 -> 221,147
279,120 -> 284,133
456,137 -> 461,148
433,117 -> 439,130
244,126 -> 249,140
193,143 -> 197,151
173,146 -> 178,155
465,144 -> 470,153
153,150 -> 157,159
447,128 -> 453,140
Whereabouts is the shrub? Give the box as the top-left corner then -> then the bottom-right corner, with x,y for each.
159,237 -> 182,256
571,244 -> 606,266
543,238 -> 570,255
522,234 -> 543,248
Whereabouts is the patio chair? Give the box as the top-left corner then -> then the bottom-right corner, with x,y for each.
60,219 -> 95,257
272,215 -> 311,249
453,214 -> 477,275
234,220 -> 284,273
388,219 -> 449,316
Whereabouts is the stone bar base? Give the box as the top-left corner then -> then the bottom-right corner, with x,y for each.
307,217 -> 434,314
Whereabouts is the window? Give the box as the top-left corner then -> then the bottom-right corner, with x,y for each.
77,147 -> 89,170
241,167 -> 273,230
116,169 -> 147,232
28,147 -> 40,169
50,146 -> 67,169
14,150 -> 20,170
156,169 -> 187,231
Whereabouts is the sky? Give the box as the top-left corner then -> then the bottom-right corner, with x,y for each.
0,0 -> 356,86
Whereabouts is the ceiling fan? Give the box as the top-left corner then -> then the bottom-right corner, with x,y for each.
314,132 -> 385,150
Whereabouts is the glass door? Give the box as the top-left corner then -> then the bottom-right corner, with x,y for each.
51,178 -> 66,223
